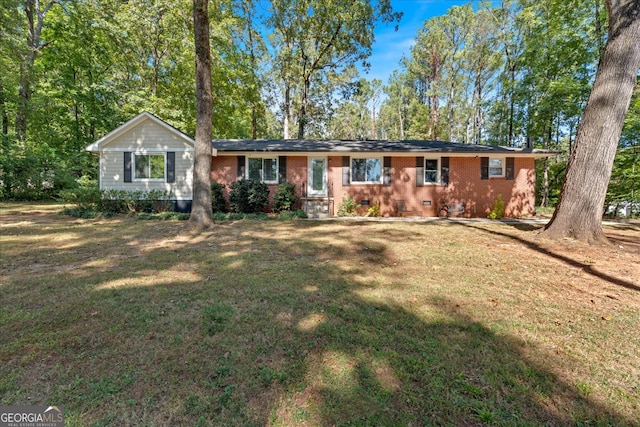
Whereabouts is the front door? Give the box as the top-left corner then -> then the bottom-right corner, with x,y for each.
308,157 -> 327,197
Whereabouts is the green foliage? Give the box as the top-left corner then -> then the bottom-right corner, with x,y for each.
58,187 -> 102,211
606,147 -> 640,217
273,182 -> 297,212
212,212 -> 269,221
59,188 -> 174,216
0,138 -> 75,200
136,212 -> 190,221
337,195 -> 360,217
276,209 -> 307,219
620,79 -> 640,146
535,158 -> 567,207
487,194 -> 505,219
364,200 -> 381,217
228,179 -> 270,213
211,182 -> 227,213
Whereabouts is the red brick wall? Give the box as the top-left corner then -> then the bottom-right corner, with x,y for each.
212,155 -> 536,217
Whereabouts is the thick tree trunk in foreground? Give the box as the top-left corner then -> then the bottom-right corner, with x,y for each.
189,0 -> 214,229
540,0 -> 640,244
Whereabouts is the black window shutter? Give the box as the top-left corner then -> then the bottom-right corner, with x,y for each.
383,156 -> 392,186
237,155 -> 246,180
506,157 -> 515,180
166,152 -> 175,183
416,156 -> 424,187
481,157 -> 489,180
342,156 -> 350,186
441,156 -> 449,186
124,152 -> 132,182
278,156 -> 287,184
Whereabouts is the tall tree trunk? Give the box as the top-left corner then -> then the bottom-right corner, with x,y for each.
542,157 -> 549,207
297,75 -> 310,139
540,0 -> 640,243
189,0 -> 214,229
16,0 -> 57,141
0,83 -> 8,136
507,64 -> 516,147
448,82 -> 455,141
283,82 -> 291,139
243,0 -> 259,139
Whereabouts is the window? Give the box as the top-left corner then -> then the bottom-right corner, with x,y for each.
248,157 -> 278,183
489,158 -> 504,177
351,157 -> 381,183
425,158 -> 439,184
134,154 -> 165,180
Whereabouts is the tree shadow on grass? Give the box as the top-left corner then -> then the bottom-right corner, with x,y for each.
457,221 -> 640,293
1,217 -> 637,426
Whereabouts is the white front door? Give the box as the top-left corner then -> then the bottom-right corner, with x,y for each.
308,157 -> 327,197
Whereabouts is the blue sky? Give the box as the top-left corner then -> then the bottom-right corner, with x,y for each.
365,0 -> 488,84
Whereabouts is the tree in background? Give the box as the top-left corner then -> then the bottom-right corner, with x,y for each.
15,0 -> 60,141
540,0 -> 640,243
266,0 -> 401,139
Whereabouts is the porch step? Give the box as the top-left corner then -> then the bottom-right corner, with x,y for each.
305,199 -> 330,219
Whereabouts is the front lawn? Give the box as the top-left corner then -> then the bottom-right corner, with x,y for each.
1,203 -> 639,426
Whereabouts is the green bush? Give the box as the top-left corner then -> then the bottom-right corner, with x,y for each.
364,200 -> 381,217
211,182 -> 227,212
277,209 -> 307,219
487,194 -> 505,219
337,195 -> 360,217
60,188 -> 174,215
273,182 -> 297,212
59,187 -> 102,211
228,179 -> 270,213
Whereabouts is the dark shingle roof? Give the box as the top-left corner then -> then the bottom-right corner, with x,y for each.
212,138 -> 554,155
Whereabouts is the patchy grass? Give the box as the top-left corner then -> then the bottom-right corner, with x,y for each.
1,202 -> 639,426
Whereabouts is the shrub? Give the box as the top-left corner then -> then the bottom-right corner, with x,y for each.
487,194 -> 505,219
337,195 -> 360,217
277,209 -> 307,220
228,179 -> 270,213
60,188 -> 174,215
364,200 -> 381,217
146,189 -> 173,213
273,182 -> 297,212
59,186 -> 101,211
211,182 -> 227,212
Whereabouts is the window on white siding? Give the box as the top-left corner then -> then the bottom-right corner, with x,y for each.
489,158 -> 504,177
425,158 -> 440,184
134,154 -> 165,180
351,157 -> 381,184
248,157 -> 278,183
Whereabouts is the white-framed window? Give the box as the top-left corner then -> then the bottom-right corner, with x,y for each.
134,153 -> 165,180
247,157 -> 278,183
351,157 -> 382,184
489,158 -> 504,178
424,158 -> 440,184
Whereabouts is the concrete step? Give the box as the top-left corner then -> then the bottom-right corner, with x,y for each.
305,200 -> 330,219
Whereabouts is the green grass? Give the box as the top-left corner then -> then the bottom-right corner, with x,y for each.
1,203 -> 639,426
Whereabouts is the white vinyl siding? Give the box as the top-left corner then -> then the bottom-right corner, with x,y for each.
98,120 -> 193,200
